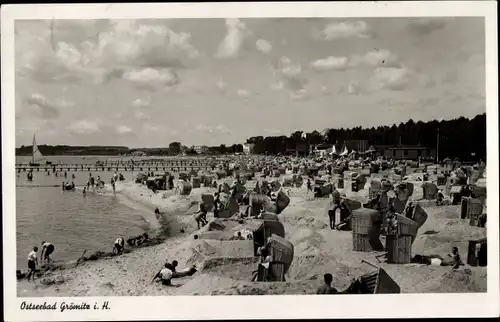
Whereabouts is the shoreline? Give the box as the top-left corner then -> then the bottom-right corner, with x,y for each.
17,175 -> 488,296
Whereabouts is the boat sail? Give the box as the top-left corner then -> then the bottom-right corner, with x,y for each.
30,133 -> 44,166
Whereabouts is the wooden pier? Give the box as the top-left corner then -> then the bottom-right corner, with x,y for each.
16,160 -> 218,173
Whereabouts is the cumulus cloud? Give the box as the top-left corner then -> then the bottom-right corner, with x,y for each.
264,129 -> 281,135
215,19 -> 249,59
215,79 -> 227,92
256,38 -> 272,53
123,68 -> 179,91
441,70 -> 459,84
351,49 -> 400,67
68,120 -> 100,135
17,20 -> 199,85
24,93 -> 73,120
134,111 -> 151,120
116,125 -> 133,134
347,81 -> 361,95
370,67 -> 412,91
215,125 -> 232,134
407,18 -> 448,36
195,124 -> 232,134
271,80 -> 284,91
269,56 -> 308,95
314,21 -> 372,40
131,98 -> 151,108
310,56 -> 349,71
142,123 -> 161,132
236,89 -> 251,97
417,97 -> 440,107
289,89 -> 309,101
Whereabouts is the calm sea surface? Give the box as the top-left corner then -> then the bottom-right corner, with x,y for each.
15,156 -> 158,269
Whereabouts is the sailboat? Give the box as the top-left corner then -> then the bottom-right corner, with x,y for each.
29,133 -> 44,166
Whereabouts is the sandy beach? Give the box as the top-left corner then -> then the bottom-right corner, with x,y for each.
17,172 -> 487,296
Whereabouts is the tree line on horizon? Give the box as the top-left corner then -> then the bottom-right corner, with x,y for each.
16,114 -> 486,161
245,113 -> 486,161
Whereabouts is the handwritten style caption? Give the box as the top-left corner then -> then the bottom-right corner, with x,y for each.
20,301 -> 111,312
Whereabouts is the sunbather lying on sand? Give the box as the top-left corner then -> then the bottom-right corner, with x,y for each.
412,247 -> 464,269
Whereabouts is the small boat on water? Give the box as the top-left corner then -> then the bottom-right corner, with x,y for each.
29,133 -> 50,166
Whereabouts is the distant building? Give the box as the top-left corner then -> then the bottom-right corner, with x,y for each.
193,145 -> 208,154
243,143 -> 255,154
373,145 -> 436,160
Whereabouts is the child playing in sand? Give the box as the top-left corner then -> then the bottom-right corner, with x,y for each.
194,204 -> 208,229
40,241 -> 55,264
27,246 -> 38,282
113,237 -> 125,255
449,247 -> 463,270
152,266 -> 175,286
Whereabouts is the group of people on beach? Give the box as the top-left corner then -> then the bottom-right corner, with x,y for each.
26,241 -> 55,282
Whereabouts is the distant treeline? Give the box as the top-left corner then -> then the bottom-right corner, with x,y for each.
246,113 -> 486,161
16,114 -> 486,161
16,145 -> 130,156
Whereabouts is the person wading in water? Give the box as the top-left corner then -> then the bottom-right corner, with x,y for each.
40,241 -> 55,265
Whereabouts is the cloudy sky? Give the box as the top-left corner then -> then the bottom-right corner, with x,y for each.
15,17 -> 485,148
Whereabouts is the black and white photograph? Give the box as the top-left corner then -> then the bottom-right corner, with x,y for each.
2,2 -> 499,321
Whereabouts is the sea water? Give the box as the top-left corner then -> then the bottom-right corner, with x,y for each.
14,158 -> 157,269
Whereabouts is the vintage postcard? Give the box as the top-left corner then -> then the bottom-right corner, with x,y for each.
2,1 -> 499,321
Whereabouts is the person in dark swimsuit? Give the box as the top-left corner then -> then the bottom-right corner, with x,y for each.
40,241 -> 55,264
316,273 -> 339,294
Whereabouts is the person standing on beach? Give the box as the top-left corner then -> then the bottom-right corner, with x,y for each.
83,186 -> 87,196
194,203 -> 208,229
111,177 -> 116,194
40,241 -> 55,264
27,246 -> 38,282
